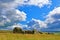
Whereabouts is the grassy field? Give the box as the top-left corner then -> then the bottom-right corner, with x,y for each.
0,30 -> 60,40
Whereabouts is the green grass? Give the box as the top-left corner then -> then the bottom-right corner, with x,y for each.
0,30 -> 60,40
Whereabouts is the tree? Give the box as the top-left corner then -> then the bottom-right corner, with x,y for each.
13,27 -> 23,33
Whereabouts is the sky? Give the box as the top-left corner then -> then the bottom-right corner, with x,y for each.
0,0 -> 60,31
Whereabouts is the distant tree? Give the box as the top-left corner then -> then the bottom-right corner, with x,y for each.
24,30 -> 34,34
13,27 -> 23,33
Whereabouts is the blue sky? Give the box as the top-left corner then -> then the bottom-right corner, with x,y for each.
0,0 -> 60,31
18,0 -> 60,24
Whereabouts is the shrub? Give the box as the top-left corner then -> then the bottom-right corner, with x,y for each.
24,30 -> 34,34
45,32 -> 54,35
38,31 -> 43,34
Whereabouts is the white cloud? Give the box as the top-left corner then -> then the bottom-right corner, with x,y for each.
42,7 -> 60,31
0,9 -> 27,26
0,0 -> 52,30
15,9 -> 27,21
45,7 -> 60,23
0,0 -> 27,27
11,23 -> 23,29
6,23 -> 28,30
24,0 -> 52,8
32,18 -> 47,28
0,0 -> 24,8
27,18 -> 47,31
0,0 -> 51,8
46,7 -> 60,17
5,23 -> 22,30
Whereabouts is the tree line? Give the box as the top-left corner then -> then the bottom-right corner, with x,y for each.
13,27 -> 54,34
13,27 -> 43,34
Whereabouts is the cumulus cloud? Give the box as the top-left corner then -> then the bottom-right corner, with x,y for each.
0,9 -> 26,26
0,0 -> 27,27
24,0 -> 52,8
6,23 -> 28,30
42,7 -> 60,31
27,18 -> 47,31
45,7 -> 60,24
0,0 -> 52,29
32,18 -> 47,28
46,7 -> 60,20
6,23 -> 23,30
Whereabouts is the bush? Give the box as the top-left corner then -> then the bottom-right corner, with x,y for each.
38,31 -> 43,34
45,32 -> 54,35
24,30 -> 34,34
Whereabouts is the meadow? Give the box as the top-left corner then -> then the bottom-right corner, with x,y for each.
0,30 -> 60,40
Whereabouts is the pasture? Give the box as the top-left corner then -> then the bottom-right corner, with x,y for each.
0,30 -> 60,40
